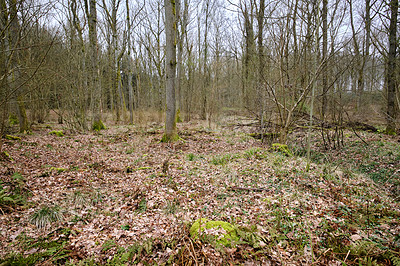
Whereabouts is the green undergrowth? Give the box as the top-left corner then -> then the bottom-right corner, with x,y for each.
0,172 -> 30,213
292,137 -> 400,186
0,228 -> 73,265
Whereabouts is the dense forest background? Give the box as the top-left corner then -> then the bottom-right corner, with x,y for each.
0,0 -> 399,141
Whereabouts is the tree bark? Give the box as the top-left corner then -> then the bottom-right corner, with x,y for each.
126,0 -> 134,124
162,0 -> 179,142
9,0 -> 29,133
386,0 -> 398,134
85,0 -> 102,130
321,0 -> 328,118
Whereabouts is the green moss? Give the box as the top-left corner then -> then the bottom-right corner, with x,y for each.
385,128 -> 397,136
92,120 -> 106,131
190,218 -> 239,247
1,151 -> 13,161
8,114 -> 18,125
161,133 -> 180,143
5,135 -> 21,140
271,143 -> 293,157
176,109 -> 182,123
49,130 -> 64,137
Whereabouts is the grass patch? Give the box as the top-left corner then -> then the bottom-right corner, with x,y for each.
30,205 -> 63,229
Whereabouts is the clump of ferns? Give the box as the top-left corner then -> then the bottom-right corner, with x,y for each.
389,252 -> 400,266
30,205 -> 64,229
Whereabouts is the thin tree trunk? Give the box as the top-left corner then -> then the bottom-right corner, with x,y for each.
162,0 -> 179,142
386,0 -> 398,134
321,0 -> 328,119
9,0 -> 28,133
126,0 -> 134,124
85,0 -> 102,130
257,0 -> 265,141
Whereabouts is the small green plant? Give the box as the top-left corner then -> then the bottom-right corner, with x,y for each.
50,167 -> 67,173
102,239 -> 117,251
125,147 -> 135,154
71,190 -> 88,206
30,205 -> 63,229
236,225 -> 268,248
187,153 -> 196,161
243,147 -> 261,159
211,154 -> 234,166
91,190 -> 104,204
121,224 -> 130,230
49,130 -> 64,137
163,198 -> 180,214
137,197 -> 147,213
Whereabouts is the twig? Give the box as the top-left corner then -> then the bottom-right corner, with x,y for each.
188,236 -> 198,266
343,249 -> 351,264
343,109 -> 369,145
228,186 -> 270,192
311,248 -> 331,265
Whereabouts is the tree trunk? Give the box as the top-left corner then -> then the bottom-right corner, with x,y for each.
257,0 -> 265,141
162,0 -> 179,142
386,0 -> 398,134
126,0 -> 134,124
9,0 -> 29,133
85,0 -> 102,130
321,0 -> 328,119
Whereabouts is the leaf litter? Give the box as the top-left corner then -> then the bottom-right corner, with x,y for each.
0,121 -> 399,265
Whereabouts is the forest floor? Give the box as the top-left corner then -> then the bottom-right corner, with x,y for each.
0,118 -> 400,265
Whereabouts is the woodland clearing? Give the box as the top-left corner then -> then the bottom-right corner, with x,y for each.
0,119 -> 399,265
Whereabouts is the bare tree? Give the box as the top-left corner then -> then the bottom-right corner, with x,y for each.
386,0 -> 398,134
85,0 -> 104,130
162,0 -> 179,142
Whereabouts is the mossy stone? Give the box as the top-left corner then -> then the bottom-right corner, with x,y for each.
92,120 -> 106,131
5,135 -> 21,140
49,130 -> 64,137
272,143 -> 292,156
190,218 -> 239,247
